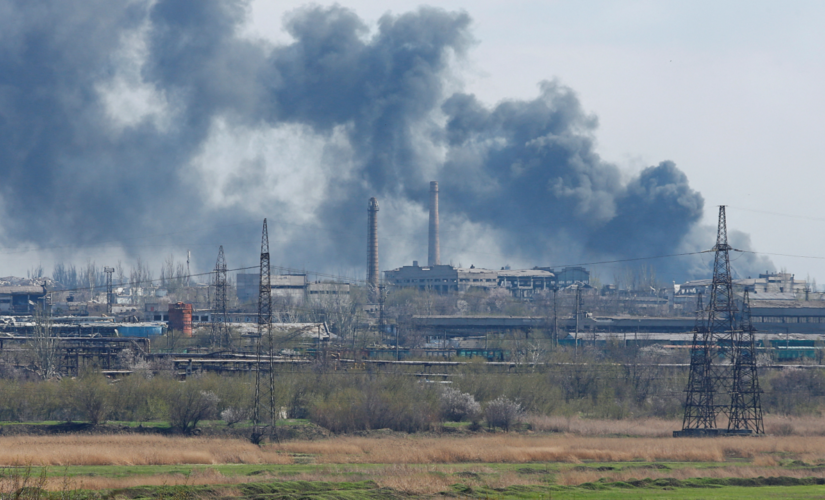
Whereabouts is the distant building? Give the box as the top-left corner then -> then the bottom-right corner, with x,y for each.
673,272 -> 809,311
384,263 -> 500,294
535,266 -> 590,286
237,273 -> 350,304
384,262 -> 561,298
497,270 -> 557,298
0,285 -> 47,314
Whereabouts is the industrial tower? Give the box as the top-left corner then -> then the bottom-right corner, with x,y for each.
367,197 -> 380,307
103,266 -> 114,315
676,206 -> 764,436
211,246 -> 229,348
367,198 -> 379,287
428,181 -> 440,266
252,219 -> 273,443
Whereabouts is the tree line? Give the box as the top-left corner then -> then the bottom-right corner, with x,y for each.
0,351 -> 823,434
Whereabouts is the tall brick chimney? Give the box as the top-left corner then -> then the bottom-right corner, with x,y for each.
428,181 -> 440,266
367,197 -> 379,286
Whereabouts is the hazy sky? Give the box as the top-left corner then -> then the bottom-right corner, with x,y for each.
246,0 -> 825,280
0,0 -> 825,286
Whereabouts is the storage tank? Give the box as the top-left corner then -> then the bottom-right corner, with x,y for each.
168,302 -> 193,336
117,324 -> 165,337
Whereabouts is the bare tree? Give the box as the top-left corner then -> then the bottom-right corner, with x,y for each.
53,262 -> 78,289
29,305 -> 59,379
166,382 -> 220,434
27,264 -> 44,279
309,287 -> 365,348
484,396 -> 522,431
116,260 -> 125,286
72,372 -> 112,425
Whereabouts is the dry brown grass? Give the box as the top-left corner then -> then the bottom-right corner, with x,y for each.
0,435 -> 292,466
523,415 -> 676,437
2,468 -> 258,493
6,430 -> 825,495
276,434 -> 825,464
524,414 -> 825,438
370,465 -> 455,495
41,471 -> 235,491
763,414 -> 825,436
21,464 -> 543,494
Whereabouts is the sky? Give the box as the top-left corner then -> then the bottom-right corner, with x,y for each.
244,0 -> 825,282
0,0 -> 823,287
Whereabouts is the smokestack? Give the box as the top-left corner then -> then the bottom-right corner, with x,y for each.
428,181 -> 440,266
367,197 -> 379,286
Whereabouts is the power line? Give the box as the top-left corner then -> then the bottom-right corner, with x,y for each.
0,222 -> 263,256
734,249 -> 825,261
46,265 -> 259,295
540,250 -> 713,269
727,205 -> 825,223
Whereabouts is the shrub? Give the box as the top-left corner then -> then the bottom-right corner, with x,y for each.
484,396 -> 522,431
308,377 -> 439,433
166,382 -> 220,434
439,387 -> 480,422
71,372 -> 112,425
220,406 -> 249,427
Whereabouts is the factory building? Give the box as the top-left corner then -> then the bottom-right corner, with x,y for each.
0,284 -> 47,314
237,273 -> 350,304
535,266 -> 590,286
384,263 -> 498,293
672,272 -> 810,311
384,263 -> 563,298
498,269 -> 558,298
380,181 -> 589,298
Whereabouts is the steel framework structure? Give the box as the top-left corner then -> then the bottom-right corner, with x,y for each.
252,219 -> 274,443
211,246 -> 229,348
678,206 -> 764,436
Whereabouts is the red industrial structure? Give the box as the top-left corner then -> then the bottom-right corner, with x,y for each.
168,302 -> 193,336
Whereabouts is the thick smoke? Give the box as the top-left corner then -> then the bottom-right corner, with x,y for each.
0,0 -> 771,282
440,84 -> 706,270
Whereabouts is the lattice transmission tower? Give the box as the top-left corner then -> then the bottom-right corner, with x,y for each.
676,206 -> 764,436
728,289 -> 764,433
211,246 -> 229,348
252,219 -> 273,443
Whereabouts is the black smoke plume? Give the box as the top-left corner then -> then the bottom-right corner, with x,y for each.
0,0 -> 771,282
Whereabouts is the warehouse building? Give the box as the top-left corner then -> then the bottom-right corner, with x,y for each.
0,284 -> 47,314
237,273 -> 350,304
384,262 -> 572,297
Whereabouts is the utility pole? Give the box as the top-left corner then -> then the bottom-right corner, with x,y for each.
379,283 -> 385,337
553,287 -> 558,346
396,324 -> 400,361
575,285 -> 581,357
104,267 -> 114,315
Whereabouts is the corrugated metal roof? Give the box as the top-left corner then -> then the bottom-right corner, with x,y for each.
498,270 -> 554,278
752,300 -> 825,309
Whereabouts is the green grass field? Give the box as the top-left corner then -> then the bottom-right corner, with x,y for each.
3,460 -> 824,499
61,481 -> 825,500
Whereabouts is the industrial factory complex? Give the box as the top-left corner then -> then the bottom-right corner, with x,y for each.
1,180 -> 825,380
